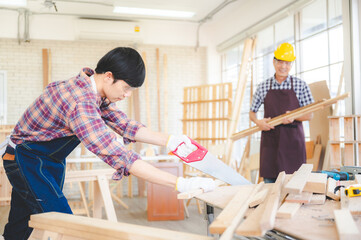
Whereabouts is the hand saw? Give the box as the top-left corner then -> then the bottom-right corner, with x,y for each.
172,139 -> 251,185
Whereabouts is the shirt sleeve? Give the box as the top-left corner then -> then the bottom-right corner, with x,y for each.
100,103 -> 145,145
250,82 -> 266,112
299,82 -> 314,107
68,101 -> 141,180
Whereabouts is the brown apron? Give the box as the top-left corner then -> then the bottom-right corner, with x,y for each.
260,76 -> 306,178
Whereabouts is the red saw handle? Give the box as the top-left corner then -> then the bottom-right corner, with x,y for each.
172,138 -> 208,163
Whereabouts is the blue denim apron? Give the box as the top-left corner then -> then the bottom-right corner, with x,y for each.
2,135 -> 80,240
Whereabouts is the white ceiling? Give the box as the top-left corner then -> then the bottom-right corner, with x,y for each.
21,0 -> 237,22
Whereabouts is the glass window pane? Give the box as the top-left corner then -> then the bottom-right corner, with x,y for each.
255,53 -> 274,85
329,25 -> 343,63
328,0 -> 342,27
329,63 -> 343,97
301,66 -> 329,84
256,26 -> 274,57
300,32 -> 329,71
225,67 -> 238,84
301,0 -> 327,38
275,15 -> 294,46
225,47 -> 238,69
238,43 -> 244,64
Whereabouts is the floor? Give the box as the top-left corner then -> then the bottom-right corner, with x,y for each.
0,196 -> 213,237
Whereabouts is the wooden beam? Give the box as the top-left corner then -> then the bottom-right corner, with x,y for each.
231,93 -> 350,141
284,164 -> 313,194
29,212 -> 213,240
219,183 -> 264,240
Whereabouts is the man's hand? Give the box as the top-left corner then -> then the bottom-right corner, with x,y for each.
176,177 -> 216,193
255,118 -> 274,131
166,135 -> 197,158
282,111 -> 294,125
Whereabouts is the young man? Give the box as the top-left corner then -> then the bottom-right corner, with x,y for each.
249,43 -> 314,183
1,47 -> 215,239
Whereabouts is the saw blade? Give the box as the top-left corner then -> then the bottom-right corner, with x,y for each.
186,152 -> 251,185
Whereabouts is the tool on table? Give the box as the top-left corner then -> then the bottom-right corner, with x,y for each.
172,138 -> 251,185
340,166 -> 361,180
314,170 -> 351,181
334,184 -> 361,198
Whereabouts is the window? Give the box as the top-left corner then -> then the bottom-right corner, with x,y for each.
0,70 -> 7,124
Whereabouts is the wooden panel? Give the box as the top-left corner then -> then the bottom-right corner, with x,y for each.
147,162 -> 184,221
305,141 -> 314,159
285,192 -> 312,203
326,177 -> 340,201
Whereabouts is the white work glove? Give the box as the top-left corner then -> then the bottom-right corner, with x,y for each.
166,135 -> 197,158
176,177 -> 216,193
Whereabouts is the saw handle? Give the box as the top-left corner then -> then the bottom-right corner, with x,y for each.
172,138 -> 208,163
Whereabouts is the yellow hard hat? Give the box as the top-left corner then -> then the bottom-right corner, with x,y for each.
274,43 -> 296,62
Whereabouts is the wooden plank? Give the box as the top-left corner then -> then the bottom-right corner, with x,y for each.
276,202 -> 301,219
307,143 -> 322,171
305,194 -> 326,205
231,93 -> 350,141
285,192 -> 312,203
42,48 -> 51,89
330,144 -> 341,169
163,53 -> 168,133
225,38 -> 254,164
326,177 -> 340,201
309,81 -> 332,167
156,48 -> 161,132
334,209 -> 360,240
218,183 -> 264,240
209,185 -> 256,234
304,172 -> 327,194
259,172 -> 285,233
284,164 -> 313,194
236,201 -> 264,236
29,212 -> 212,240
344,143 -> 355,166
96,175 -> 117,222
249,188 -> 268,208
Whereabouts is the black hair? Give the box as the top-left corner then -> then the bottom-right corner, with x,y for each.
95,47 -> 145,88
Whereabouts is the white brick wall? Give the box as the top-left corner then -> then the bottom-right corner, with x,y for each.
0,39 -> 207,136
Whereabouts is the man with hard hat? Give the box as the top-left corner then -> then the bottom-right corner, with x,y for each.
249,42 -> 314,183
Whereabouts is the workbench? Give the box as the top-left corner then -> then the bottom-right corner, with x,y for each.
195,185 -> 361,240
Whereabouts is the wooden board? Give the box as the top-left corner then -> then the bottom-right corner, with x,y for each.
304,173 -> 327,194
28,212 -> 212,240
285,192 -> 312,204
209,184 -> 256,234
231,93 -> 349,141
326,177 -> 340,201
305,194 -> 326,205
284,164 -> 313,194
334,209 -> 360,240
276,202 -> 301,219
308,81 -> 332,169
147,162 -> 184,221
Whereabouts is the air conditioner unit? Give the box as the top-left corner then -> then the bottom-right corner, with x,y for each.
76,18 -> 143,42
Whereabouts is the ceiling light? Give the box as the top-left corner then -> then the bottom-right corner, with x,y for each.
0,0 -> 26,7
113,7 -> 195,18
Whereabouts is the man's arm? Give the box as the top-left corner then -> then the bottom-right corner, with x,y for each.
250,111 -> 274,131
134,127 -> 169,146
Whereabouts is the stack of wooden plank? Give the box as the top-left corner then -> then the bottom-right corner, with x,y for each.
206,164 -> 361,240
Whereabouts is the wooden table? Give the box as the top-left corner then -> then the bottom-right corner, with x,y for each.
195,185 -> 361,240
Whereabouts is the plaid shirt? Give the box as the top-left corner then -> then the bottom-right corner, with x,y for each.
250,75 -> 314,112
11,68 -> 144,180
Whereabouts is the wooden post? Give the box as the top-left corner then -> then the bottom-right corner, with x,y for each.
42,48 -> 51,89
